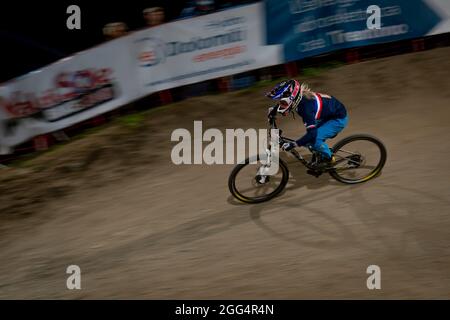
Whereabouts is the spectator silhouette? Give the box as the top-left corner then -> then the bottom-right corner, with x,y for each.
143,7 -> 165,27
102,22 -> 128,40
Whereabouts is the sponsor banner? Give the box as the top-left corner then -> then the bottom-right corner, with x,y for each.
265,0 -> 450,62
0,38 -> 139,153
133,3 -> 282,94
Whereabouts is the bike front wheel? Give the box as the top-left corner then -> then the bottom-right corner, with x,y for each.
228,154 -> 290,204
329,134 -> 387,184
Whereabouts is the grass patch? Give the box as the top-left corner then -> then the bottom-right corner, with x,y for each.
301,61 -> 343,77
118,113 -> 147,128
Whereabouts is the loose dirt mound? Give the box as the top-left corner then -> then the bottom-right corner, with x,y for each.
1,47 -> 450,298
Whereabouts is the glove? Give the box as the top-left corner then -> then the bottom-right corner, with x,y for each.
281,141 -> 297,151
267,106 -> 277,120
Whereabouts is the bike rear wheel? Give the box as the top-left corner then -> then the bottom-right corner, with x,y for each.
228,154 -> 290,204
329,134 -> 387,184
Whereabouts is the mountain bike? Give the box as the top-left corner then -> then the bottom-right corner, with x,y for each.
228,111 -> 387,204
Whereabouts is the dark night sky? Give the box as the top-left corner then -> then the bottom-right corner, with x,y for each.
0,0 -> 189,82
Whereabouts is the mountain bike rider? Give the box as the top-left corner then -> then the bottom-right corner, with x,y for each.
266,79 -> 349,169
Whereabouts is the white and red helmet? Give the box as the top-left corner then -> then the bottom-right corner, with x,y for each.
266,79 -> 302,116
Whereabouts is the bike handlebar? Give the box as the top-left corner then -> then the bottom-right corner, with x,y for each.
267,109 -> 297,146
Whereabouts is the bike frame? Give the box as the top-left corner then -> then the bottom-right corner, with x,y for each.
267,112 -> 359,172
267,113 -> 317,170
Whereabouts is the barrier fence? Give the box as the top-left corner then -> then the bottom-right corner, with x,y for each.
1,1 -> 450,160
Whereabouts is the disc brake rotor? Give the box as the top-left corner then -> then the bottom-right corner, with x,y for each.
347,154 -> 363,168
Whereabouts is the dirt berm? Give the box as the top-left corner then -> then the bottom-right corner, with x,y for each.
0,47 -> 450,298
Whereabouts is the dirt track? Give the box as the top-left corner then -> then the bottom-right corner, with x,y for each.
1,47 -> 450,299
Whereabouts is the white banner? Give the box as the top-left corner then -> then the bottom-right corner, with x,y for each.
0,3 -> 281,154
133,3 -> 282,94
0,39 -> 139,153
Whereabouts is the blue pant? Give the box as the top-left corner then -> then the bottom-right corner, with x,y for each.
309,116 -> 348,159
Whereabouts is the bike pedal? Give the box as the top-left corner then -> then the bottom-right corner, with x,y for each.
307,169 -> 322,178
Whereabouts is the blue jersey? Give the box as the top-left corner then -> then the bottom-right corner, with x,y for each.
294,93 -> 347,146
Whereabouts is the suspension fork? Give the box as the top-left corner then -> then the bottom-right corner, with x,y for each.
257,138 -> 274,176
256,126 -> 279,176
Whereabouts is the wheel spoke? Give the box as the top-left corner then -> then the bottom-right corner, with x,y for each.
335,149 -> 359,156
334,156 -> 360,166
334,165 -> 376,172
